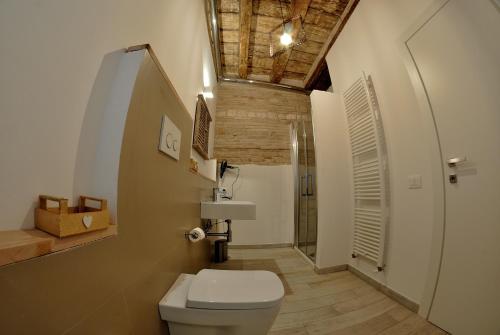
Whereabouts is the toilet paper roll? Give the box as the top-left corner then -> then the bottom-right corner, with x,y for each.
188,227 -> 206,243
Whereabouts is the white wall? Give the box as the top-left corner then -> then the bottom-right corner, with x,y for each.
324,0 -> 437,303
73,49 -> 145,224
220,165 -> 294,246
311,91 -> 352,270
0,0 -> 217,230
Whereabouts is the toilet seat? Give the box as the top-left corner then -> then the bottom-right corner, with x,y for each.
159,270 -> 284,335
187,269 -> 284,310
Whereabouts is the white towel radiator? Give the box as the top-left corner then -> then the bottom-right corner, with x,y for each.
343,73 -> 389,271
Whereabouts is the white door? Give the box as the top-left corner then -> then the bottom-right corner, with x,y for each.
406,0 -> 500,334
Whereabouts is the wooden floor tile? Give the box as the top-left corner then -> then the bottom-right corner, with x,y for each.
217,247 -> 446,335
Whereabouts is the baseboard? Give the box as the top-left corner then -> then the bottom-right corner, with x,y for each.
228,243 -> 293,249
314,264 -> 348,274
291,247 -> 316,268
348,265 -> 419,313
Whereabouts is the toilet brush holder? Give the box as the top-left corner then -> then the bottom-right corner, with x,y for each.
213,239 -> 227,263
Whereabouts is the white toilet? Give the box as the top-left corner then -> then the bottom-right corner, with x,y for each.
159,269 -> 284,335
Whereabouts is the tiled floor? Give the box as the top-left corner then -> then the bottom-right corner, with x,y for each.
213,247 -> 447,335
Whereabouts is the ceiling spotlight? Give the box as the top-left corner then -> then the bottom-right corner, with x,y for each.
269,0 -> 306,57
280,32 -> 293,46
270,16 -> 306,57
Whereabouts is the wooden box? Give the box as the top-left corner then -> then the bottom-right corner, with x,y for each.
35,195 -> 110,238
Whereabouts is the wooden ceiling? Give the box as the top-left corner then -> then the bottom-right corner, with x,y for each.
216,0 -> 356,89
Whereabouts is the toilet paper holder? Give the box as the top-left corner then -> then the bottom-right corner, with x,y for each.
185,219 -> 232,242
184,228 -> 204,241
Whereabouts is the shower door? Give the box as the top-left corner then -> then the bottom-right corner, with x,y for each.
291,121 -> 317,261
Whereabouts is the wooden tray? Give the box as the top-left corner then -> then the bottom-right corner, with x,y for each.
35,195 -> 110,238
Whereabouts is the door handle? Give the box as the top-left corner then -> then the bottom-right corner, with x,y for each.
447,156 -> 467,167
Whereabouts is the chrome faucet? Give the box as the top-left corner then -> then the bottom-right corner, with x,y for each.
213,187 -> 231,201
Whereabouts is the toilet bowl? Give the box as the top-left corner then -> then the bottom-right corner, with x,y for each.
159,269 -> 284,335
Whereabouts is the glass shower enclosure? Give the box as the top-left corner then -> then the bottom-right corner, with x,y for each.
290,120 -> 318,262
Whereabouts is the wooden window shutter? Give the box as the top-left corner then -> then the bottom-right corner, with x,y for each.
192,94 -> 212,160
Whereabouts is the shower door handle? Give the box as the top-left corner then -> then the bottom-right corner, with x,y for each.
301,175 -> 314,196
301,176 -> 307,196
307,174 -> 314,196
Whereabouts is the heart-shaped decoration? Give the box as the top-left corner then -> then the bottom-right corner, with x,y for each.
82,215 -> 93,229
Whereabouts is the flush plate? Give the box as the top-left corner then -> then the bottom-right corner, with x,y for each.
159,115 -> 181,160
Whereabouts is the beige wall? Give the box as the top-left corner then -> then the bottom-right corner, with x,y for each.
214,82 -> 310,165
0,0 -> 217,230
0,51 -> 214,334
324,0 -> 436,304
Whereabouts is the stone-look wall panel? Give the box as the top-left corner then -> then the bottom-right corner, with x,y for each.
214,82 -> 311,165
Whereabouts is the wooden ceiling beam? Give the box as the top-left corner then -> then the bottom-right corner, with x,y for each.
238,0 -> 253,79
304,0 -> 359,90
270,0 -> 312,83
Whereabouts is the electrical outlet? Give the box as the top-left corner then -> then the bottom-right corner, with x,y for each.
408,174 -> 423,189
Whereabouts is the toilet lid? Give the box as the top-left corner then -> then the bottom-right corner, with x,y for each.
187,269 -> 284,310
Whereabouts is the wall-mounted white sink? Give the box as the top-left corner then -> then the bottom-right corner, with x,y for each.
201,200 -> 256,220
